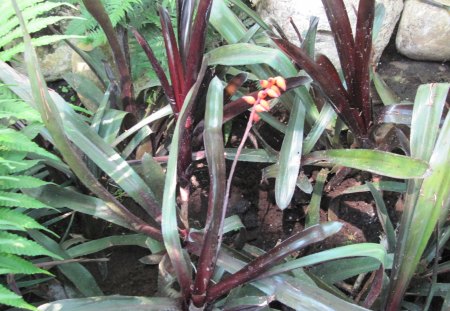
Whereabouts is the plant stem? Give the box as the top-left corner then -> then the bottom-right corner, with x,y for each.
222,107 -> 257,222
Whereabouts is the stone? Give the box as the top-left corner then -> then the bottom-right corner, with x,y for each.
11,43 -> 74,82
256,0 -> 403,67
396,0 -> 450,61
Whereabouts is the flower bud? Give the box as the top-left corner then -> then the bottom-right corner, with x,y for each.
242,96 -> 256,105
259,99 -> 270,111
258,90 -> 268,99
260,79 -> 271,88
266,86 -> 280,98
274,76 -> 286,91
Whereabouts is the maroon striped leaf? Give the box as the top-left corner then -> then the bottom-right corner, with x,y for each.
178,0 -> 196,64
185,0 -> 213,89
131,27 -> 176,113
205,222 -> 343,303
160,6 -> 186,112
322,0 -> 355,97
82,0 -> 135,114
353,0 -> 375,128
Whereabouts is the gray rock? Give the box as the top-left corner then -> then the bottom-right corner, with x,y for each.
396,0 -> 450,61
12,43 -> 73,82
256,0 -> 403,67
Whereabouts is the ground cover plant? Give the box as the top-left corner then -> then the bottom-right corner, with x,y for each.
0,0 -> 449,310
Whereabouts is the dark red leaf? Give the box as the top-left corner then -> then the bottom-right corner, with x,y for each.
160,6 -> 186,112
322,0 -> 355,97
131,27 -> 177,113
185,0 -> 213,89
82,0 -> 135,114
178,0 -> 196,64
205,223 -> 340,303
289,17 -> 303,44
363,266 -> 384,308
353,0 -> 375,128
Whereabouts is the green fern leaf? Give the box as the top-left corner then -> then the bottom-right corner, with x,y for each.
0,208 -> 49,232
0,128 -> 59,161
0,1 -> 83,61
0,253 -> 51,275
0,191 -> 49,209
0,175 -> 49,190
0,99 -> 42,124
0,231 -> 58,258
1,33 -> 84,62
0,2 -> 75,33
0,284 -> 37,311
0,157 -> 40,175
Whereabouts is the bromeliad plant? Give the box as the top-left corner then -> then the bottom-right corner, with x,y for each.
270,0 -> 375,147
1,0 -> 443,310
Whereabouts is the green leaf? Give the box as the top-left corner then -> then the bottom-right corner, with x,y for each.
367,183 -> 396,253
0,231 -> 59,258
340,181 -> 406,195
63,73 -> 103,112
0,128 -> 59,161
0,191 -> 49,209
207,43 -> 296,77
137,154 -> 166,205
387,83 -> 450,310
0,253 -> 50,276
37,296 -> 181,311
305,169 -> 328,227
66,234 -> 149,258
0,158 -> 40,175
28,230 -> 102,297
303,149 -> 429,179
0,208 -> 49,232
25,185 -> 134,230
97,109 -> 128,144
303,103 -> 336,154
263,243 -> 390,279
0,284 -> 37,311
161,83 -> 195,298
309,257 -> 388,284
0,175 -> 49,190
224,148 -> 276,163
275,96 -> 305,209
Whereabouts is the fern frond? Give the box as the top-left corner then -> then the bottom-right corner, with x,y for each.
0,157 -> 40,175
0,1 -> 82,62
0,175 -> 49,190
0,128 -> 60,161
0,231 -> 57,258
106,0 -> 142,26
0,191 -> 49,209
0,100 -> 41,124
0,34 -> 84,62
0,208 -> 49,232
0,253 -> 51,275
0,2 -> 75,32
0,284 -> 37,311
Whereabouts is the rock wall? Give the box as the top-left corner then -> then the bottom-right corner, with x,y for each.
396,0 -> 450,61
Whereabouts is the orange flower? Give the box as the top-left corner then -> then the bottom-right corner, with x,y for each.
242,96 -> 256,105
274,76 -> 286,91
